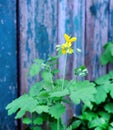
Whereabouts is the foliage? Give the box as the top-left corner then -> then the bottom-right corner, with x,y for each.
5,34 -> 96,130
69,71 -> 113,130
100,42 -> 113,65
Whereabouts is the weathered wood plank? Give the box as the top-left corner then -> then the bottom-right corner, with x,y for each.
85,0 -> 108,81
0,0 -> 17,129
57,0 -> 85,123
58,0 -> 85,79
19,0 -> 58,94
108,0 -> 113,71
73,0 -> 85,78
72,0 -> 85,116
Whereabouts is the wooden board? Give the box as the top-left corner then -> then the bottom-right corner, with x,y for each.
108,0 -> 113,71
1,0 -> 113,129
0,0 -> 17,129
57,0 -> 85,123
19,0 -> 58,94
85,0 -> 108,81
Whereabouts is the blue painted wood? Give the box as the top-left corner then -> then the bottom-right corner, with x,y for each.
1,0 -> 112,129
19,0 -> 58,94
0,0 -> 17,129
57,0 -> 85,123
108,0 -> 113,71
85,0 -> 109,80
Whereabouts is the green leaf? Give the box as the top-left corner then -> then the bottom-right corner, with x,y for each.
32,126 -> 42,130
88,117 -> 107,129
100,42 -> 113,65
104,103 -> 113,113
94,86 -> 107,104
22,117 -> 32,125
80,111 -> 98,121
95,74 -> 111,85
15,109 -> 26,119
55,79 -> 69,89
50,122 -> 57,130
48,55 -> 60,62
49,103 -> 65,119
69,80 -> 96,108
95,127 -> 103,130
50,122 -> 64,130
50,89 -> 69,98
29,59 -> 43,76
110,122 -> 113,127
33,117 -> 43,125
29,81 -> 43,96
108,126 -> 113,130
39,91 -> 50,98
66,125 -> 72,130
74,65 -> 88,77
98,111 -> 110,121
110,86 -> 113,98
51,69 -> 60,74
41,71 -> 53,82
33,105 -> 49,114
71,120 -> 81,129
6,94 -> 37,118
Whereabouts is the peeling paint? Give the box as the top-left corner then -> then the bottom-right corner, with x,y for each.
0,0 -> 17,129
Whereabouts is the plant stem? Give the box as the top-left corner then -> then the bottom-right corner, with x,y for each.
57,119 -> 60,130
48,66 -> 54,89
31,113 -> 33,128
62,54 -> 67,90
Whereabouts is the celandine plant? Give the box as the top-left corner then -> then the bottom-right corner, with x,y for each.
6,34 -> 96,130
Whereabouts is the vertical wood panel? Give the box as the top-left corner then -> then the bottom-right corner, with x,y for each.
57,0 -> 85,123
0,0 -> 17,129
85,0 -> 108,81
108,0 -> 113,71
73,0 -> 85,78
58,0 -> 85,79
19,0 -> 58,94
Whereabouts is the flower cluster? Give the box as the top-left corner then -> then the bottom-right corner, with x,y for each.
61,34 -> 77,54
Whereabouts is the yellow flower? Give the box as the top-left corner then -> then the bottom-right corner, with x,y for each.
62,48 -> 67,54
64,34 -> 77,43
68,48 -> 74,54
59,34 -> 77,55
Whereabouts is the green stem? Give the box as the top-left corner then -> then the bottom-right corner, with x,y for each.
57,119 -> 60,130
48,66 -> 54,89
62,54 -> 67,90
31,113 -> 33,129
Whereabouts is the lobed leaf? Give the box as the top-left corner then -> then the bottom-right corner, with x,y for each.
104,103 -> 113,113
22,117 -> 32,125
6,94 -> 37,118
49,103 -> 65,119
69,80 -> 96,108
94,86 -> 107,104
28,59 -> 43,76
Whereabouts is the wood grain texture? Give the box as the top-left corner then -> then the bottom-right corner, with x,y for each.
1,0 -> 112,129
85,0 -> 108,81
0,0 -> 17,129
19,0 -> 58,94
58,0 -> 85,79
57,0 -> 85,123
108,0 -> 113,71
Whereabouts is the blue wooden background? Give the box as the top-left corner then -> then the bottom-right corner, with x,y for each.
0,0 -> 17,129
0,0 -> 113,129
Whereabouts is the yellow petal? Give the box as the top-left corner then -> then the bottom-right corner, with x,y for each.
66,42 -> 72,47
62,48 -> 67,54
61,43 -> 67,49
64,34 -> 70,42
69,37 -> 77,42
68,48 -> 74,54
